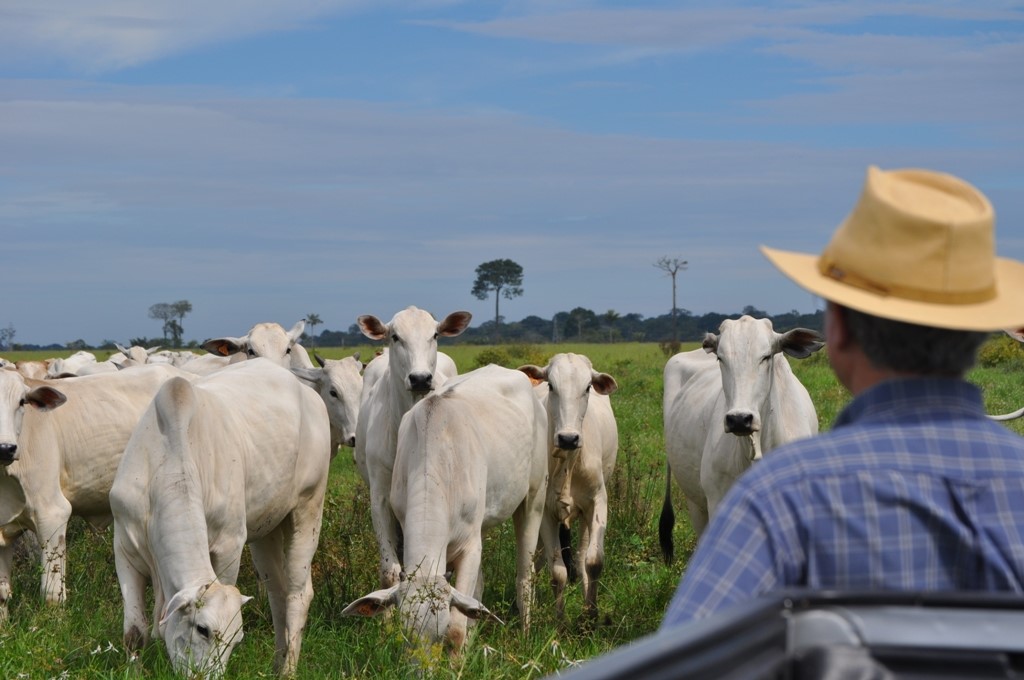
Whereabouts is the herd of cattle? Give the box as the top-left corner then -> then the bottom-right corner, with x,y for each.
15,310 -> 1018,676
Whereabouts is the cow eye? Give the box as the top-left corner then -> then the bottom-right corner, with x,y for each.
391,334 -> 400,343
585,385 -> 591,394
329,389 -> 338,398
196,624 -> 211,639
286,347 -> 292,354
246,348 -> 256,357
18,398 -> 26,407
433,332 -> 439,340
760,355 -> 771,363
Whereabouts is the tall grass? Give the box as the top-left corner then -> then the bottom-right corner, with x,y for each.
1,340 -> 1022,678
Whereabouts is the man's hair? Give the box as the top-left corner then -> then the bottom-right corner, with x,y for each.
841,306 -> 990,376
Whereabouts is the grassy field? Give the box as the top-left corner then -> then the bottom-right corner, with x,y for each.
1,340 -> 1022,678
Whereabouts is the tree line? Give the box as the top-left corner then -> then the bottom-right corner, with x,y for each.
4,259 -> 824,351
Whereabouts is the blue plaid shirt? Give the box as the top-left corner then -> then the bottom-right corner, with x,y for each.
661,377 -> 1024,628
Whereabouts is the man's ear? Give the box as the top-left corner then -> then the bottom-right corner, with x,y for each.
825,302 -> 853,350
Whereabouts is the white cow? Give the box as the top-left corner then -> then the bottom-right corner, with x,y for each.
343,364 -> 548,652
660,316 -> 823,561
111,359 -> 331,678
114,343 -> 163,366
353,306 -> 472,589
202,320 -> 313,369
14,360 -> 50,380
0,364 -> 184,619
45,350 -> 97,378
291,352 -> 364,453
518,353 -> 618,620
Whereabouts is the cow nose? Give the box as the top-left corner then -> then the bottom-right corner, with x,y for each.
408,372 -> 433,393
724,412 -> 754,436
0,443 -> 17,464
556,432 -> 580,450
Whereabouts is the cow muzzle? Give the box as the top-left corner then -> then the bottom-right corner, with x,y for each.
555,431 -> 581,451
407,372 -> 434,395
724,410 -> 759,437
0,443 -> 17,465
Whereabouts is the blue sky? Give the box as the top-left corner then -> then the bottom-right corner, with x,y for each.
3,1 -> 1023,346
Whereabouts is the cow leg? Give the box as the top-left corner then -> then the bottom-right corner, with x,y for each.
113,528 -> 150,652
512,492 -> 545,631
538,510 -> 567,620
33,498 -> 72,604
249,528 -> 292,675
581,488 -> 608,619
369,478 -> 402,589
685,497 -> 709,538
448,544 -> 482,653
0,530 -> 15,623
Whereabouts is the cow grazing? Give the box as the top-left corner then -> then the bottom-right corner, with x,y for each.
353,306 -> 472,589
660,316 -> 823,562
518,353 -> 619,620
0,364 -> 183,619
291,352 -> 364,453
202,319 -> 313,369
111,359 -> 331,678
343,364 -> 548,653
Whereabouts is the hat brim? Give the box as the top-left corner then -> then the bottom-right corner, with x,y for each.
761,245 -> 1024,331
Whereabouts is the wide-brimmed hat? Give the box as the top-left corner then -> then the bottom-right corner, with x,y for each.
761,166 -> 1024,331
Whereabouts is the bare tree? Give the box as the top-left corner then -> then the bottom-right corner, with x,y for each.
654,256 -> 688,345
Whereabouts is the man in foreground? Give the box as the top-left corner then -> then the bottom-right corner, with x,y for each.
662,165 -> 1024,626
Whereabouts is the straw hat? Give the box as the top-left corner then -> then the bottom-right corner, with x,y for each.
761,166 -> 1024,331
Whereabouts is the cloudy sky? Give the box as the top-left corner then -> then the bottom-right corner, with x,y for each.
4,1 -> 1023,346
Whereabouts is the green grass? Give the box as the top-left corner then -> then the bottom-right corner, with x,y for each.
1,341 -> 1022,677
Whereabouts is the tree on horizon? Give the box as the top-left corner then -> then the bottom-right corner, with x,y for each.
471,259 -> 524,342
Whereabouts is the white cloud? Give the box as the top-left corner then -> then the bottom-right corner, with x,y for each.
0,0 -> 375,72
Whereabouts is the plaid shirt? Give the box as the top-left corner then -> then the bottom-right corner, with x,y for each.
661,377 -> 1024,628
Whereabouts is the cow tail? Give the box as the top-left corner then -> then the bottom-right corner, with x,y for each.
658,461 -> 675,565
155,377 -> 196,453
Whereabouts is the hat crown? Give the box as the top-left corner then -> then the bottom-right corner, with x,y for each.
818,166 -> 996,304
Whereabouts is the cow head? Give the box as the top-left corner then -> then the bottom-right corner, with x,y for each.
160,581 -> 252,680
519,353 -> 616,453
292,353 -> 364,451
343,572 -> 501,651
201,320 -> 306,368
703,316 -> 823,443
357,307 -> 471,396
0,371 -> 67,465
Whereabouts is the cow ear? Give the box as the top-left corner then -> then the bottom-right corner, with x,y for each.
287,320 -> 306,344
25,386 -> 67,412
702,333 -> 719,355
517,365 -> 547,383
778,328 -> 825,359
342,586 -> 400,618
351,351 -> 361,364
160,586 -> 201,626
1005,328 -> 1024,343
357,315 -> 388,341
591,372 -> 618,396
449,589 -> 503,625
290,367 -> 321,388
202,337 -> 244,357
438,311 -> 472,337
